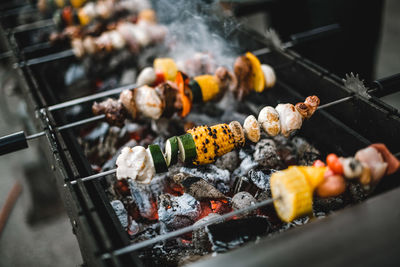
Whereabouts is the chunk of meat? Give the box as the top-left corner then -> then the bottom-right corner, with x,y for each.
355,146 -> 388,184
233,56 -> 253,100
92,98 -> 127,127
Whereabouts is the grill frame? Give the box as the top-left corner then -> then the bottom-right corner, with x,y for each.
1,1 -> 400,266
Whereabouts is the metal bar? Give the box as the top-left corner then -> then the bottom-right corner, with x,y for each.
15,49 -> 74,67
26,131 -> 46,140
100,197 -> 276,260
47,84 -> 135,112
0,4 -> 35,17
317,96 -> 354,110
0,51 -> 13,60
69,169 -> 117,185
57,114 -> 106,131
12,19 -> 54,33
22,41 -> 52,53
26,114 -> 105,140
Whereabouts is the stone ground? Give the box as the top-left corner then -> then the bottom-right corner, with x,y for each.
0,1 -> 399,266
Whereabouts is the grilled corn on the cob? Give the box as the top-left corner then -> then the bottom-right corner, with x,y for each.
271,167 -> 313,222
187,124 -> 235,165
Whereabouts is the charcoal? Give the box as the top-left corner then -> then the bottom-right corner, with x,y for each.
292,137 -> 320,165
313,196 -> 345,213
128,175 -> 167,220
231,192 -> 256,215
193,213 -> 224,253
158,193 -> 201,231
128,220 -> 140,236
248,168 -> 277,192
102,139 -> 137,171
173,174 -> 227,200
347,182 -> 369,203
238,144 -> 256,159
280,216 -> 310,231
232,176 -> 253,195
253,139 -> 280,168
215,150 -> 239,172
273,135 -> 297,167
83,122 -> 110,144
206,217 -> 271,252
232,156 -> 258,180
110,200 -> 128,228
131,223 -> 160,243
152,135 -> 166,151
180,165 -> 231,194
139,238 -> 198,267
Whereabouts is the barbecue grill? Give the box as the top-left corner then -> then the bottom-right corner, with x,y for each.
1,1 -> 400,266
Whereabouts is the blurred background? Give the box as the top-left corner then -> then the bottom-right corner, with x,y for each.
0,0 -> 399,266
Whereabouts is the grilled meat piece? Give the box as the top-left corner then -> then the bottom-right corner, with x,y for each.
214,66 -> 237,100
155,81 -> 181,118
92,98 -> 127,127
233,56 -> 253,100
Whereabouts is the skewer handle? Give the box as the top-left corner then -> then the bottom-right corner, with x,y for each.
0,131 -> 28,156
289,23 -> 340,45
373,73 -> 400,94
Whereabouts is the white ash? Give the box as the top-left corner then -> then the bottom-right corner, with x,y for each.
280,216 -> 310,232
247,168 -> 276,191
215,150 -> 239,172
158,193 -> 201,231
111,200 -> 128,228
232,156 -> 259,180
83,122 -> 110,144
231,192 -> 256,212
238,144 -> 256,160
151,135 -> 166,151
253,139 -> 280,168
180,165 -> 231,194
128,175 -> 167,219
128,220 -> 140,236
119,68 -> 137,85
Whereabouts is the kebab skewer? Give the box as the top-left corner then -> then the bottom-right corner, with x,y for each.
38,0 -> 89,15
92,52 -> 277,126
52,0 -> 151,28
70,15 -> 167,58
270,144 -> 400,222
115,95 -> 319,183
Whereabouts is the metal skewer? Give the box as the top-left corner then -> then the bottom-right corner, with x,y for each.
64,96 -> 354,184
3,66 -> 400,156
0,114 -> 105,156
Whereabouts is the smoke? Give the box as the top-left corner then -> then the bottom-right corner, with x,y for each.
152,0 -> 242,69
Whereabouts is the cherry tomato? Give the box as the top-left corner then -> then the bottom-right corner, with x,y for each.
313,160 -> 326,167
326,153 -> 343,175
154,70 -> 165,86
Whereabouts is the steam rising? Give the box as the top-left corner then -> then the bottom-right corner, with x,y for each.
152,0 -> 241,69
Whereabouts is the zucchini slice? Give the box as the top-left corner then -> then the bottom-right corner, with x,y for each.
148,144 -> 168,173
165,136 -> 179,166
177,134 -> 197,163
